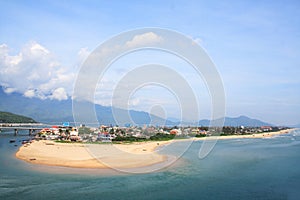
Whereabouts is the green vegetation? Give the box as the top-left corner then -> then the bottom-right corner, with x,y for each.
195,134 -> 207,138
150,133 -> 175,141
0,111 -> 36,123
113,135 -> 147,142
112,133 -> 176,142
222,126 -> 236,135
78,126 -> 93,135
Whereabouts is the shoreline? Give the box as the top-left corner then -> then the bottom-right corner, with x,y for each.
15,128 -> 296,170
193,128 -> 295,141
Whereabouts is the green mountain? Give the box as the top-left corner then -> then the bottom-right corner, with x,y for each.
0,88 -> 175,126
0,88 -> 275,127
0,111 -> 37,123
198,115 -> 273,127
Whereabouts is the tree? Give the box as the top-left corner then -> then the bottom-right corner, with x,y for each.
78,127 -> 92,135
109,128 -> 114,134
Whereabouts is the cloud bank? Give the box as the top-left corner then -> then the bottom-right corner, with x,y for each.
0,41 -> 81,100
0,32 -> 164,102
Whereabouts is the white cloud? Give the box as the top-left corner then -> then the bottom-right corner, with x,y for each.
193,37 -> 203,45
0,41 -> 78,100
128,97 -> 140,106
87,32 -> 163,64
29,42 -> 50,54
125,32 -> 163,48
188,35 -> 204,46
3,87 -> 16,94
50,87 -> 68,100
0,44 -> 9,54
24,89 -> 35,98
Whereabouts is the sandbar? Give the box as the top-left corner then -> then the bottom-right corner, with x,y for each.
16,140 -> 171,169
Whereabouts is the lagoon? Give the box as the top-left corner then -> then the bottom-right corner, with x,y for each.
1,129 -> 300,200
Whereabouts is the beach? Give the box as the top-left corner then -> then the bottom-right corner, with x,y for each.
16,140 -> 171,169
15,129 -> 294,169
194,128 -> 294,141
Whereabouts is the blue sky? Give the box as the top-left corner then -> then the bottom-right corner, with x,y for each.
0,0 -> 299,125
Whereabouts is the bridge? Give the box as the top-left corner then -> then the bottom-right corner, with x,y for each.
0,123 -> 45,135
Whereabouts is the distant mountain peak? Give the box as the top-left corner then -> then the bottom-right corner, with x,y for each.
198,115 -> 273,127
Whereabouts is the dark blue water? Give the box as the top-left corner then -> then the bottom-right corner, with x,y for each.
1,129 -> 300,200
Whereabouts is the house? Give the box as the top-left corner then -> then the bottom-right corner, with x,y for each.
261,126 -> 272,132
97,132 -> 112,142
69,127 -> 78,136
170,129 -> 178,135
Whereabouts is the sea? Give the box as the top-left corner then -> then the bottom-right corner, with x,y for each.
1,129 -> 300,200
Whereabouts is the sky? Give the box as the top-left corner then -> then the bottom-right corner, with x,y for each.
0,0 -> 300,125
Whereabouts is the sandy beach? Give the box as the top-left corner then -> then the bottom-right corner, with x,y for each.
16,140 -> 171,169
16,129 -> 295,169
193,128 -> 295,141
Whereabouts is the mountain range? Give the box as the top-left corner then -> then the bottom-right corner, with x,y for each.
0,88 -> 174,126
0,88 -> 281,127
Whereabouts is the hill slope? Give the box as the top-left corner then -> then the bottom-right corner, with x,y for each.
198,115 -> 273,127
0,111 -> 37,123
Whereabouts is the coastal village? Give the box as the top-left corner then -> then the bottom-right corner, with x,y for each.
0,112 -> 291,143
33,124 -> 289,143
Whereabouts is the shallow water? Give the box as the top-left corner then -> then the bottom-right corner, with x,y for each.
1,129 -> 300,200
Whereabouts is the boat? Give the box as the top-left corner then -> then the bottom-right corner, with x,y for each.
21,139 -> 31,144
9,139 -> 16,143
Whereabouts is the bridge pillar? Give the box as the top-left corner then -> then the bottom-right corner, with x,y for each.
29,129 -> 32,136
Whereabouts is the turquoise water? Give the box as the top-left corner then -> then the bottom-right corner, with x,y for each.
1,129 -> 300,200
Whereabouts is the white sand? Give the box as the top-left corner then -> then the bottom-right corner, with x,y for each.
16,140 -> 171,169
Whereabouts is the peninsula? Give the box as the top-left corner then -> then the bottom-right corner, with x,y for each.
15,128 -> 294,169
